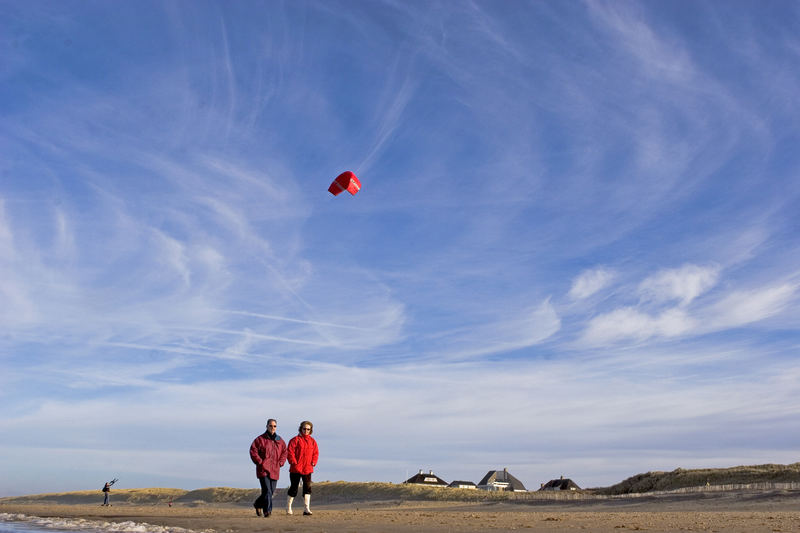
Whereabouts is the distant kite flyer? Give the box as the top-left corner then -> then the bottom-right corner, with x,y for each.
328,171 -> 361,196
101,478 -> 118,506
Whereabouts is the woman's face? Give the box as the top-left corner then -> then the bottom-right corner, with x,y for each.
301,424 -> 312,434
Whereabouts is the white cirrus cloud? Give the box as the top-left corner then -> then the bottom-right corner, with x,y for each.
638,264 -> 720,306
587,0 -> 696,84
0,200 -> 39,327
432,298 -> 561,360
581,307 -> 695,346
569,267 -> 615,300
581,281 -> 798,347
703,283 -> 797,330
506,298 -> 562,347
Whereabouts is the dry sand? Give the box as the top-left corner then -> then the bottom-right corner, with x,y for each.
3,490 -> 800,533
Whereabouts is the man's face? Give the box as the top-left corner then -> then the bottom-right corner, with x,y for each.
267,422 -> 277,436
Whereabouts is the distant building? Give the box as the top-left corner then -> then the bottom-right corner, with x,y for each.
405,469 -> 448,487
448,480 -> 477,489
540,476 -> 581,491
477,468 -> 527,492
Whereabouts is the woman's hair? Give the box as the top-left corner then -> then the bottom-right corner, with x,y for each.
298,420 -> 314,435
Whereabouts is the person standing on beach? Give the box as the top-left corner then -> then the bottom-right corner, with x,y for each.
286,420 -> 318,516
249,418 -> 287,517
101,478 -> 117,506
101,482 -> 110,506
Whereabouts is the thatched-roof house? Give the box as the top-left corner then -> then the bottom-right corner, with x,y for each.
448,480 -> 477,489
478,468 -> 527,492
404,469 -> 448,487
540,476 -> 581,491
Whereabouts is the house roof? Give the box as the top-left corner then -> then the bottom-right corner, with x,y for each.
477,468 -> 527,491
448,480 -> 477,487
540,478 -> 581,490
405,470 -> 448,486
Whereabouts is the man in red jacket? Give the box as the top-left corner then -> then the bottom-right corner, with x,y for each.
286,420 -> 319,515
249,419 -> 287,517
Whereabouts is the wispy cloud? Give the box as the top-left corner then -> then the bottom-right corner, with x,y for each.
0,201 -> 38,327
3,343 -> 799,491
580,277 -> 798,346
357,63 -> 418,176
638,264 -> 719,306
410,298 -> 562,361
569,267 -> 615,300
702,283 -> 798,331
586,0 -> 696,84
581,307 -> 695,345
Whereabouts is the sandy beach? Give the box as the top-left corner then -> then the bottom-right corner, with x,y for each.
3,490 -> 800,533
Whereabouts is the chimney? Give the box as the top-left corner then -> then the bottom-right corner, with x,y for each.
560,475 -> 564,480
429,470 -> 434,475
419,469 -> 424,475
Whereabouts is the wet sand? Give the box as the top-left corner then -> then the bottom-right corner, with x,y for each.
3,493 -> 800,533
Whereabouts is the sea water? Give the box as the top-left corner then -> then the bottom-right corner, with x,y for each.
0,514 -> 198,533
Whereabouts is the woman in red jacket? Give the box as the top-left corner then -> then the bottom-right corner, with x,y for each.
286,420 -> 319,515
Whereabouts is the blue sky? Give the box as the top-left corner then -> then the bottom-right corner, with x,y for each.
1,0 -> 799,497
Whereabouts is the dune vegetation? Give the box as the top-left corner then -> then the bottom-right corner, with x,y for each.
3,463 -> 799,505
0,483 -> 510,506
594,463 -> 800,494
0,487 -> 188,505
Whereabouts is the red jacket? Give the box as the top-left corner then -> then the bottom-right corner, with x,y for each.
249,432 -> 287,480
287,433 -> 318,475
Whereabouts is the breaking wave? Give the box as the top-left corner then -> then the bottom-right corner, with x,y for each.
0,514 -> 202,533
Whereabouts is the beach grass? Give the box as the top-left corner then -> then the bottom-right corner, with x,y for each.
3,462 -> 800,506
595,462 -> 800,494
0,483 -> 508,506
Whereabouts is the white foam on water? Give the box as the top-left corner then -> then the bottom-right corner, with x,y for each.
0,513 -> 207,533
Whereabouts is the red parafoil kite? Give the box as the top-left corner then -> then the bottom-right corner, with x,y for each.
328,171 -> 361,196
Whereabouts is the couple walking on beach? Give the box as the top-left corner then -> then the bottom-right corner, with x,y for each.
249,419 -> 318,518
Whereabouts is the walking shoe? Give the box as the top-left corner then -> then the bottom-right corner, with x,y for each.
255,508 -> 262,517
303,510 -> 313,516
